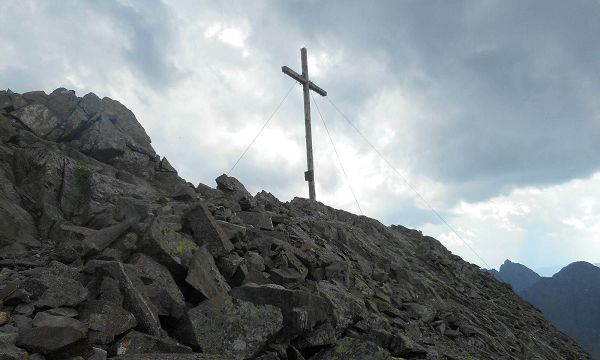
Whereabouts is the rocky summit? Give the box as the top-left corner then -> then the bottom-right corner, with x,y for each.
0,88 -> 590,359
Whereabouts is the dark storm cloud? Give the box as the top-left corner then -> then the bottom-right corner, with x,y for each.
250,0 -> 600,202
0,0 -> 181,92
85,0 -> 182,88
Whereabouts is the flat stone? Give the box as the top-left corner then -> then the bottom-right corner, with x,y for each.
84,260 -> 161,337
231,283 -> 335,335
17,324 -> 86,354
185,246 -> 231,300
32,312 -> 88,334
128,253 -> 186,319
85,301 -> 137,341
0,343 -> 27,360
112,355 -> 228,360
23,274 -> 88,308
269,267 -> 304,285
180,297 -> 283,360
141,218 -> 198,277
183,204 -> 234,258
82,219 -> 135,256
112,330 -> 191,356
312,337 -> 390,360
236,211 -> 273,231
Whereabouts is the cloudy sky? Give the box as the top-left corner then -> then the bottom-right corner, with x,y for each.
2,0 -> 600,272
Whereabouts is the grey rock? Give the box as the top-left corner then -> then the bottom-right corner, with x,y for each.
128,253 -> 185,319
236,211 -> 274,231
0,343 -> 27,360
141,218 -> 198,277
17,324 -> 86,354
215,174 -> 251,198
42,308 -> 78,317
84,300 -> 137,342
180,297 -> 283,359
0,196 -> 39,250
244,251 -> 266,272
269,267 -> 304,285
185,246 -> 231,300
111,354 -> 228,360
183,204 -> 234,257
12,103 -> 62,140
23,274 -> 88,308
111,330 -> 191,356
232,283 -> 335,334
84,260 -> 161,337
312,337 -> 390,360
82,220 -> 134,256
32,312 -> 88,334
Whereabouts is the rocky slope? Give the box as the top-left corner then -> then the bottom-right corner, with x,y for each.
485,260 -> 542,295
0,88 -> 590,360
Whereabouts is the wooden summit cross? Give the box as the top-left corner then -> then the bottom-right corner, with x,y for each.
282,48 -> 327,201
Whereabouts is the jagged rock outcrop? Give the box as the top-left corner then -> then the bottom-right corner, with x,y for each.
0,88 -> 591,359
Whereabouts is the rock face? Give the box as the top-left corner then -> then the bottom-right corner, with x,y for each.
0,88 -> 591,359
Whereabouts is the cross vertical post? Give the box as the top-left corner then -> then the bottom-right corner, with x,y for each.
282,47 -> 327,201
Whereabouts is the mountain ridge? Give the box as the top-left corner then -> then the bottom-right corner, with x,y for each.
0,88 -> 589,359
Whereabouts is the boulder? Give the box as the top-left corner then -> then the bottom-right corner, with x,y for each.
185,246 -> 231,300
141,218 -> 198,277
111,330 -> 191,356
112,355 -> 228,360
183,204 -> 234,257
180,297 -> 283,360
215,175 -> 251,198
82,219 -> 135,256
0,196 -> 39,250
0,343 -> 27,360
17,324 -> 86,354
23,274 -> 88,308
83,300 -> 137,344
231,283 -> 335,335
127,254 -> 185,318
32,312 -> 88,334
11,103 -> 63,140
84,260 -> 161,337
236,211 -> 273,231
312,337 -> 390,360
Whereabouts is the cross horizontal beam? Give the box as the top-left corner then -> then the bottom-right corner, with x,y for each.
281,66 -> 327,96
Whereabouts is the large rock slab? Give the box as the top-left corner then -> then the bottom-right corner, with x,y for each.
236,211 -> 274,231
111,330 -> 191,356
23,274 -> 88,308
82,300 -> 137,344
17,323 -> 86,354
82,219 -> 135,256
32,312 -> 88,334
180,297 -> 283,360
141,218 -> 198,277
231,283 -> 335,335
312,337 -> 390,360
12,103 -> 63,140
183,204 -> 234,258
128,253 -> 186,319
185,246 -> 231,300
0,196 -> 39,250
112,355 -> 228,360
84,260 -> 161,336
